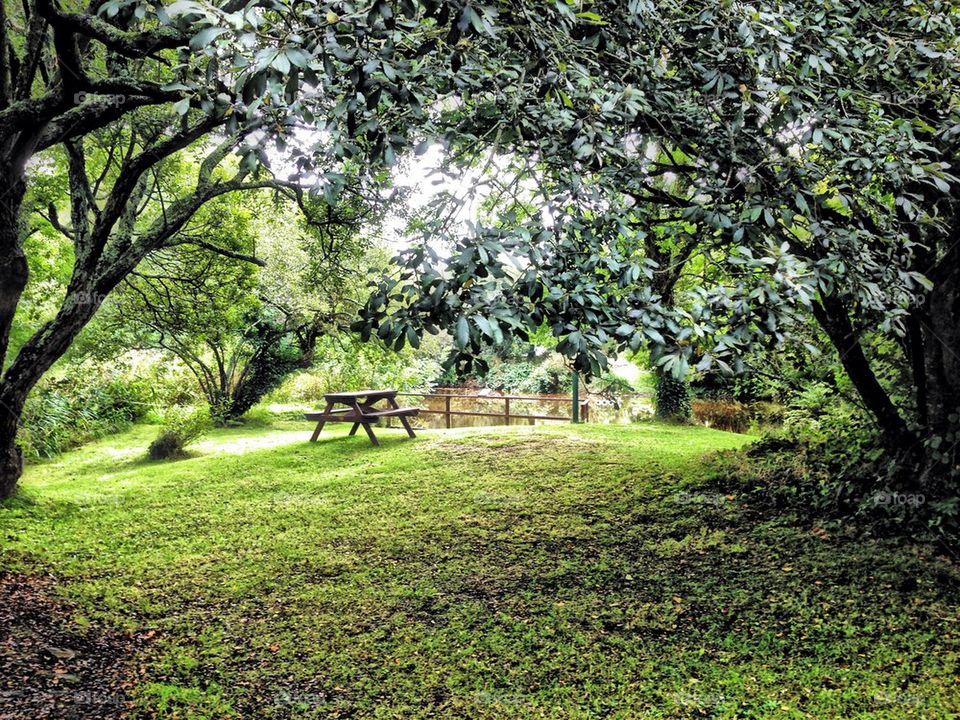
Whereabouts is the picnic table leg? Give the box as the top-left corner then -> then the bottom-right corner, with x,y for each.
396,414 -> 416,438
349,422 -> 360,436
387,396 -> 417,438
359,422 -> 380,447
349,401 -> 381,447
310,401 -> 334,442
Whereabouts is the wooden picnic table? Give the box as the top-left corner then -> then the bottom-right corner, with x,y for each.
305,390 -> 419,447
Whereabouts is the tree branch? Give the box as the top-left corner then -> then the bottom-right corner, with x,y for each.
38,2 -> 185,60
169,238 -> 267,267
85,115 -> 225,268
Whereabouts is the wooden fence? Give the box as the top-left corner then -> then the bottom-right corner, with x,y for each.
394,391 -> 589,427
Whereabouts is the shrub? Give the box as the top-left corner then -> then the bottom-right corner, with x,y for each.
780,382 -> 849,438
482,361 -> 538,392
279,372 -> 329,403
750,401 -> 787,428
706,398 -> 959,538
592,371 -> 635,396
267,335 -> 444,404
20,368 -> 153,460
693,399 -> 752,433
483,355 -> 571,395
692,371 -> 786,403
525,357 -> 570,394
148,407 -> 211,460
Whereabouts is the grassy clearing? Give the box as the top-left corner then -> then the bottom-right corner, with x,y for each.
2,421 -> 958,719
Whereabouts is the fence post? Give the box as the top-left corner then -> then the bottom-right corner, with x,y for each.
504,397 -> 510,426
444,395 -> 451,429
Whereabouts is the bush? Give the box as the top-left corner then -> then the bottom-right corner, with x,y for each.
693,399 -> 752,433
20,367 -> 154,460
591,371 -> 636,396
267,335 -> 444,404
524,356 -> 571,394
278,372 -> 329,403
148,407 -> 211,460
750,401 -> 787,429
484,361 -> 538,392
780,382 -> 850,438
483,355 -> 571,395
692,371 -> 785,403
706,398 -> 959,538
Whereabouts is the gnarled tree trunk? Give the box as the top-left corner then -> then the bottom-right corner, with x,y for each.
0,282 -> 108,497
923,242 -> 960,436
811,295 -> 914,449
0,390 -> 26,500
917,237 -> 960,488
0,166 -> 29,499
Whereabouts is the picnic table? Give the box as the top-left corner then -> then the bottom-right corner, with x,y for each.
305,390 -> 419,447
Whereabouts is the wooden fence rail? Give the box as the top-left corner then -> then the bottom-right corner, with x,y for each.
393,391 -> 589,428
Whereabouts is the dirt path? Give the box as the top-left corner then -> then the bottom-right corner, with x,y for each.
0,571 -> 143,720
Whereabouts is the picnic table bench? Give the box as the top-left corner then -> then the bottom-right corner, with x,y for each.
305,390 -> 419,447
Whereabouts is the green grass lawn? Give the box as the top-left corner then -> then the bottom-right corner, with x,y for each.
2,421 -> 958,718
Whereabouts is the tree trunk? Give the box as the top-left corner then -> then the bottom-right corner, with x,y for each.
647,242 -> 692,418
0,171 -> 28,371
912,238 -> 960,489
655,369 -> 692,421
811,295 -> 914,449
0,284 -> 108,498
0,163 -> 29,499
0,385 -> 27,499
923,241 -> 960,436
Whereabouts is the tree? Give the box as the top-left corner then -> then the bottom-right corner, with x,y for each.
0,0 -> 465,497
356,1 -> 960,487
107,190 -> 374,423
4,0 -> 957,499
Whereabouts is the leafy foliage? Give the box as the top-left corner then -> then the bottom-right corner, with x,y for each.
269,333 -> 446,403
148,407 -> 212,461
692,400 -> 752,435
0,0 -> 473,495
102,188 -> 375,424
19,367 -> 153,461
2,0 -> 959,500
351,0 -> 960,486
713,404 -> 959,535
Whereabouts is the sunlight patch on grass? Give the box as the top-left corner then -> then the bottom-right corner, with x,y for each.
192,429 -> 306,455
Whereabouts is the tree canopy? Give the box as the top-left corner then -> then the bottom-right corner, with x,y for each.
355,0 -> 960,485
0,0 -> 958,498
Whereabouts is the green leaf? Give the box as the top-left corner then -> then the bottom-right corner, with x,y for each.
644,327 -> 665,345
405,325 -> 421,349
190,26 -> 228,51
455,315 -> 470,349
271,51 -> 291,74
284,47 -> 311,68
474,315 -> 492,337
575,10 -> 605,24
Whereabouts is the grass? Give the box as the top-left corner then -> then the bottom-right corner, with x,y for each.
2,420 -> 959,718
